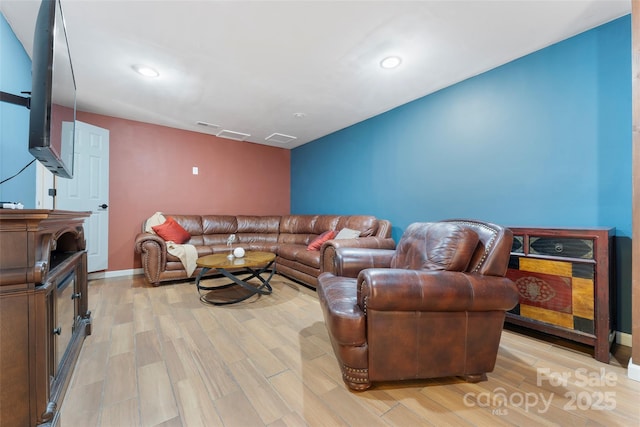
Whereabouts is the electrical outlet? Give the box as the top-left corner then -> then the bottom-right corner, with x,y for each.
192,166 -> 198,175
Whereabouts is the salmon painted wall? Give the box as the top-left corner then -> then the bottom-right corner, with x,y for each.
76,112 -> 291,272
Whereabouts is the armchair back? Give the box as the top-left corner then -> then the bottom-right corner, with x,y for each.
389,220 -> 513,276
441,219 -> 513,276
390,222 -> 480,271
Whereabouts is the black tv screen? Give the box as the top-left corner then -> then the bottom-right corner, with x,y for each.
28,0 -> 76,179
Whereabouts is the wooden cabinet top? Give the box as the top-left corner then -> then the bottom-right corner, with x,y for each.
507,225 -> 615,233
0,209 -> 91,289
0,209 -> 90,222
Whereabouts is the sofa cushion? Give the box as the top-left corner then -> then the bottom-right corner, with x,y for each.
202,215 -> 238,235
280,215 -> 318,234
307,230 -> 337,251
335,215 -> 378,237
391,222 -> 479,271
167,244 -> 215,262
164,214 -> 204,236
335,228 -> 361,239
312,215 -> 340,234
277,244 -> 321,268
236,215 -> 281,233
235,215 -> 281,246
152,217 -> 191,244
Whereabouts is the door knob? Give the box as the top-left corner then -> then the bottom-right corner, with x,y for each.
99,204 -> 108,209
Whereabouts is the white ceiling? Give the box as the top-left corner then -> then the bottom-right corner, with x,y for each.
1,0 -> 631,149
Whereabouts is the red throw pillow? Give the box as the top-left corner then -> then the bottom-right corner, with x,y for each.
152,216 -> 190,244
307,230 -> 337,251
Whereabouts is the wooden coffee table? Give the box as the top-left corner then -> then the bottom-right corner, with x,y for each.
194,251 -> 276,305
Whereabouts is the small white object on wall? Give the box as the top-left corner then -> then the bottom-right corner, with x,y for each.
233,247 -> 245,258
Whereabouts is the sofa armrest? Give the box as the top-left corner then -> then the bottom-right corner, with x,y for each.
374,219 -> 393,238
321,237 -> 396,276
134,232 -> 167,284
357,269 -> 519,313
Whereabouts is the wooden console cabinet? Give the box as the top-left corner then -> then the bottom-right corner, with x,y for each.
505,226 -> 615,363
0,210 -> 91,426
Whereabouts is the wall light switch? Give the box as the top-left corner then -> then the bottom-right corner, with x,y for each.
192,167 -> 199,175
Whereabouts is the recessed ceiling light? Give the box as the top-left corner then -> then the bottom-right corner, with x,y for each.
380,56 -> 402,69
293,112 -> 307,118
132,64 -> 159,77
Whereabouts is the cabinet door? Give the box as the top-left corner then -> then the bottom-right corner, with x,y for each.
54,273 -> 76,376
507,255 -> 595,333
0,293 -> 31,427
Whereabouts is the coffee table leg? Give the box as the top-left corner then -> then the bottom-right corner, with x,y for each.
195,267 -> 210,292
198,261 -> 275,305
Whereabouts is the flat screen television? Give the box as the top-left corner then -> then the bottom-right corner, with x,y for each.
28,0 -> 76,179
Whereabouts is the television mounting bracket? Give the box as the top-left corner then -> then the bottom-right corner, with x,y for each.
0,91 -> 31,109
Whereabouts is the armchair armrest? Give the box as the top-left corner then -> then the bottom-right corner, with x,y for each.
357,269 -> 519,313
326,247 -> 396,278
321,237 -> 396,277
134,232 -> 167,284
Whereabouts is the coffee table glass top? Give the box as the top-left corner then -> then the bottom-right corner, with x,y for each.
196,251 -> 276,269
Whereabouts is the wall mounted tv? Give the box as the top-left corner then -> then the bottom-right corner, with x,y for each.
29,0 -> 76,179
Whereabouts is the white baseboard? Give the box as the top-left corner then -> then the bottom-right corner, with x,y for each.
88,268 -> 143,280
619,332 -> 638,382
629,358 -> 640,382
616,331 -> 632,347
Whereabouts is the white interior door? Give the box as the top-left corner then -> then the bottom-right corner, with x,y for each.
35,161 -> 54,209
56,121 -> 109,272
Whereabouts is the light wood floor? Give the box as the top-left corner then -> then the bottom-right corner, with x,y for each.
58,274 -> 640,427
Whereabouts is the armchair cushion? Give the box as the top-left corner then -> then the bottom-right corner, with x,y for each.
391,222 -> 479,271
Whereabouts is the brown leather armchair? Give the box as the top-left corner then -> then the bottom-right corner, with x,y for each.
316,219 -> 519,391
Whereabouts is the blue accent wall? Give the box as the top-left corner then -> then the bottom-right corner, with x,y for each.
292,16 -> 632,332
0,13 -> 35,206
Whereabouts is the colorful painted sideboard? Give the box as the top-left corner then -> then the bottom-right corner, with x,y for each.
504,226 -> 615,363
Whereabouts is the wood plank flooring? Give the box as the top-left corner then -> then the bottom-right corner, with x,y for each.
57,274 -> 640,426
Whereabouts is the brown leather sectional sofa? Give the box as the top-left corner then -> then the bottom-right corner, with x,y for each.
134,214 -> 394,287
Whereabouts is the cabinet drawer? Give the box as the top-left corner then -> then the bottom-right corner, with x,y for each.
529,236 -> 594,259
511,235 -> 595,259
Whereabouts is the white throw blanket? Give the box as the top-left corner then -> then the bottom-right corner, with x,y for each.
145,212 -> 198,277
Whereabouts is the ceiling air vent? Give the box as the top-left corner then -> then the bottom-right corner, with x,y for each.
265,133 -> 297,144
216,129 -> 250,141
196,121 -> 220,129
